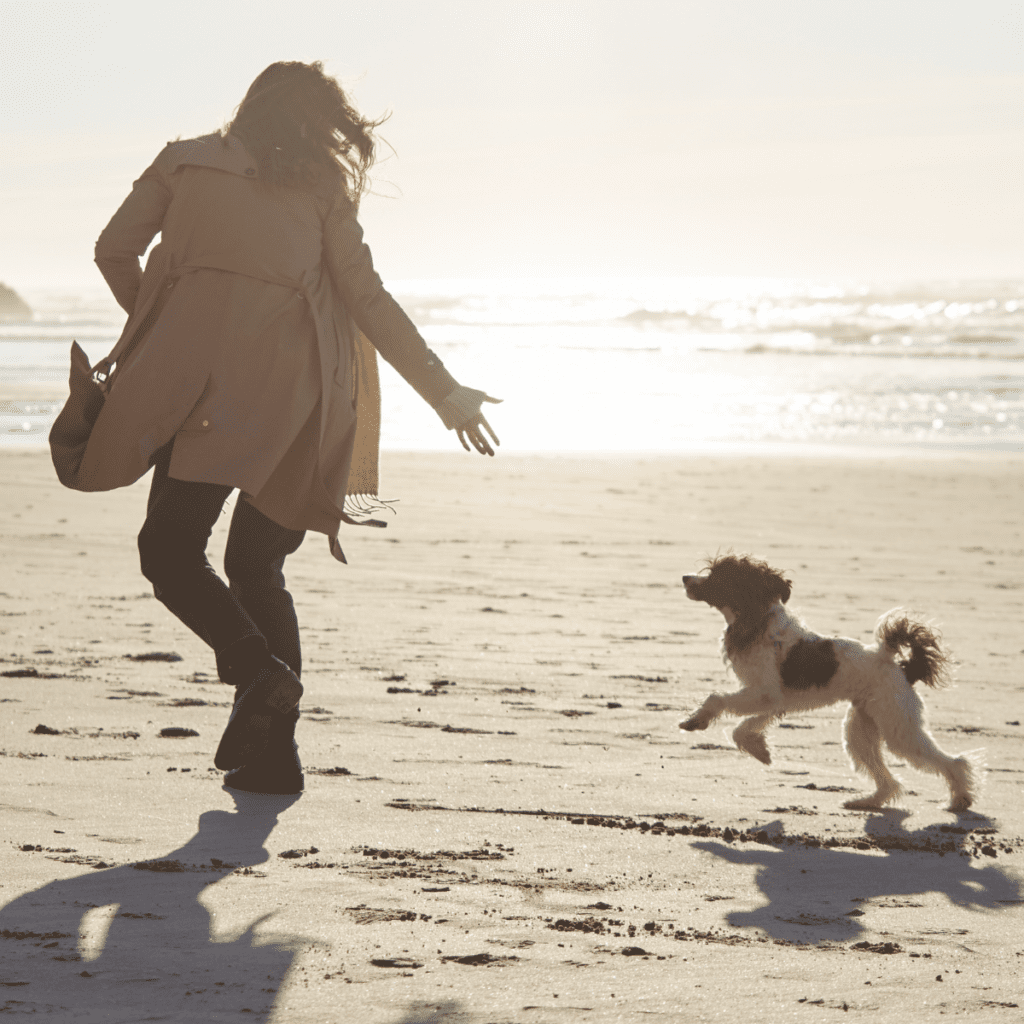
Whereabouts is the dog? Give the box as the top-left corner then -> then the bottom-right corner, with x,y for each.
678,554 -> 980,811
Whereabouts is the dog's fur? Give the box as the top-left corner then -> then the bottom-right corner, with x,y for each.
679,554 -> 980,811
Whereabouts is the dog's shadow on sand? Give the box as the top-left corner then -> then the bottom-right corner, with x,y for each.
0,790 -> 304,1022
692,810 -> 1023,944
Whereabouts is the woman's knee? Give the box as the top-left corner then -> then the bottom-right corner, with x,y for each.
137,520 -> 166,584
224,546 -> 288,592
224,501 -> 302,590
138,519 -> 205,586
138,522 -> 187,587
138,477 -> 230,585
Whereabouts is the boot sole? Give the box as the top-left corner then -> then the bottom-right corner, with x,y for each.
223,772 -> 304,795
214,667 -> 303,770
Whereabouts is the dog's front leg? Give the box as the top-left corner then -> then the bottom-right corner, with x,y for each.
680,688 -> 770,733
679,692 -> 725,731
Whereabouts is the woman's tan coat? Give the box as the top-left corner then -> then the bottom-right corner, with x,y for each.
83,134 -> 458,560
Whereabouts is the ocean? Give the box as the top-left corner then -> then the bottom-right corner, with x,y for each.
2,278 -> 1023,456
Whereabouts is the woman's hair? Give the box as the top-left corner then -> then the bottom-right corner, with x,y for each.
226,61 -> 386,202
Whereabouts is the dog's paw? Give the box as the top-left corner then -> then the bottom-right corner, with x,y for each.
947,795 -> 973,813
679,716 -> 707,732
842,797 -> 883,811
735,733 -> 771,765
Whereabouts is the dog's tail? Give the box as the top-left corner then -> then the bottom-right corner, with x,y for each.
875,608 -> 954,688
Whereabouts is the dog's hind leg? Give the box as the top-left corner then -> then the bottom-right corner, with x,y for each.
842,705 -> 904,809
876,710 -> 981,812
732,715 -> 775,765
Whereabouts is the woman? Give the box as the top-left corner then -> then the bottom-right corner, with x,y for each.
84,61 -> 500,794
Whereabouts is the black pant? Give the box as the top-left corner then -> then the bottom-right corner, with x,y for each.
137,444 -> 306,682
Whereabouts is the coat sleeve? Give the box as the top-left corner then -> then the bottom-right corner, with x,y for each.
323,199 -> 459,409
94,159 -> 172,314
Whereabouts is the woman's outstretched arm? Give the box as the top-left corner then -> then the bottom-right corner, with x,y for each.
323,198 -> 500,453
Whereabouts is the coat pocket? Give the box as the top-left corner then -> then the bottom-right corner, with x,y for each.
177,375 -> 215,433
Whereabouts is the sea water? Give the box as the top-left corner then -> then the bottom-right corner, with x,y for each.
2,278 -> 1022,455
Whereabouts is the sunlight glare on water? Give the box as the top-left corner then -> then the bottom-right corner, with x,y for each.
2,278 -> 1022,454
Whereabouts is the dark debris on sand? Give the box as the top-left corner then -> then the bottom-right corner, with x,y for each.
384,802 -> 1020,858
133,858 -> 254,874
370,957 -> 423,969
386,679 -> 454,696
346,906 -> 433,925
441,952 -> 518,966
796,783 -> 858,793
159,697 -> 228,708
358,846 -> 509,862
851,941 -> 903,954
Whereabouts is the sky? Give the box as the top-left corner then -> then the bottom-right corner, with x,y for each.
2,0 -> 1024,289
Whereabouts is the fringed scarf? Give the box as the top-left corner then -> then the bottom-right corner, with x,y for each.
341,329 -> 395,524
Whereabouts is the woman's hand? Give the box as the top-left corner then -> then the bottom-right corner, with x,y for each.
456,398 -> 501,456
436,387 -> 502,454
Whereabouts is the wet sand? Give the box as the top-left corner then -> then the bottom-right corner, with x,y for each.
1,447 -> 1022,1023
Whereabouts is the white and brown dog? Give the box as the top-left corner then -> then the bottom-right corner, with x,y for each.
679,554 -> 980,811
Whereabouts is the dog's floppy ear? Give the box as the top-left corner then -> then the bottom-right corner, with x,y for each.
773,575 -> 792,604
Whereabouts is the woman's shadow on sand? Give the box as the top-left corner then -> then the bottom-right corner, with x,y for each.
691,810 -> 1023,944
0,790 -> 303,1022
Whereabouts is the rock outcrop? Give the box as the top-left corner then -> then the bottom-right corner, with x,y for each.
0,282 -> 32,320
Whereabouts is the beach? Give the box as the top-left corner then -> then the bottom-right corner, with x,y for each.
1,447 -> 1022,1023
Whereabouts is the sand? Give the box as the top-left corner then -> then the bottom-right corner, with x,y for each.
1,447 -> 1022,1023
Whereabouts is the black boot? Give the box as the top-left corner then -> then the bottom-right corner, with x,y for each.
214,638 -> 303,771
223,708 -> 303,795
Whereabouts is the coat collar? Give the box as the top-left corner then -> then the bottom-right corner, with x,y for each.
160,133 -> 258,179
